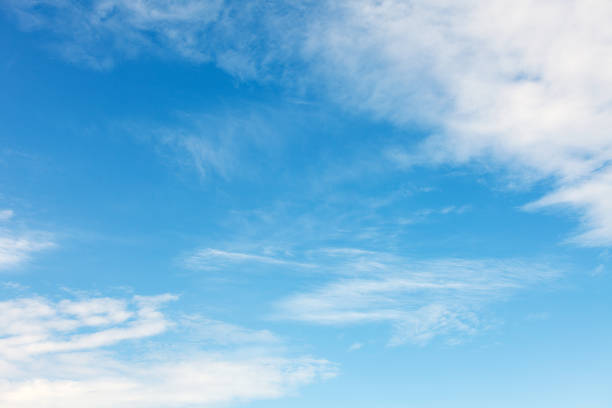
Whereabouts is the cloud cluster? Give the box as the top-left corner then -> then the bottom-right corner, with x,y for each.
6,0 -> 612,246
0,293 -> 335,408
0,294 -> 175,360
8,0 -> 612,245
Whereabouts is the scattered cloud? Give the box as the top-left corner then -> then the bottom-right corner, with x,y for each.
0,293 -> 335,408
274,251 -> 560,345
347,342 -> 363,352
6,1 -> 612,244
179,244 -> 561,346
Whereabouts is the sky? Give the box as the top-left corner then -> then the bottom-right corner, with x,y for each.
0,1 -> 611,407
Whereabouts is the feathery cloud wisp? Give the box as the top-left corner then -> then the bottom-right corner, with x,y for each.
185,248 -> 315,271
274,254 -> 560,345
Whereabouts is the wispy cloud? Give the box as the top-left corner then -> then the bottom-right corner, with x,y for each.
179,315 -> 282,346
180,243 -> 559,346
0,209 -> 14,221
0,233 -> 55,270
398,205 -> 471,225
152,108 -> 283,180
0,209 -> 55,270
0,292 -> 335,408
274,252 -> 560,345
524,168 -> 612,246
3,0 -> 224,70
347,342 -> 363,352
185,248 -> 316,271
2,0 -> 305,76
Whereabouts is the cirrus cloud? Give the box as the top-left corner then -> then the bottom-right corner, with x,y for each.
273,251 -> 560,345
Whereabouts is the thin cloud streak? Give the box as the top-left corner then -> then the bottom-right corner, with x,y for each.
185,248 -> 316,271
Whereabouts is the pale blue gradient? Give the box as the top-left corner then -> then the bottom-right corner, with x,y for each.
1,3 -> 611,407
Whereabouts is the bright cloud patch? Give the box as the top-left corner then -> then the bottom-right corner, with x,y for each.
0,294 -> 335,408
0,234 -> 54,270
304,0 -> 612,246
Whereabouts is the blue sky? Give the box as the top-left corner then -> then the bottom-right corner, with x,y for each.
1,1 -> 611,407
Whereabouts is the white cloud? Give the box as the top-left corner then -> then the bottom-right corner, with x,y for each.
274,252 -> 559,345
525,168 -> 612,246
0,209 -> 55,270
0,294 -> 175,360
302,0 -> 612,246
0,234 -> 55,270
0,353 -> 334,408
0,293 -> 335,408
